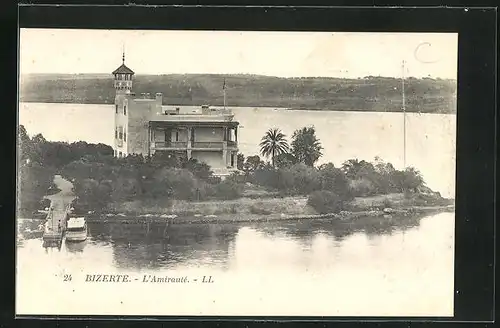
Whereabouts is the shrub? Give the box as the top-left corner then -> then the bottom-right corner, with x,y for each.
162,168 -> 200,200
381,197 -> 394,208
206,176 -> 222,184
213,181 -> 244,200
251,166 -> 281,189
18,164 -> 56,215
307,190 -> 345,214
225,172 -> 247,184
318,163 -> 353,200
349,178 -> 377,197
281,163 -> 321,195
72,178 -> 111,211
249,205 -> 272,215
392,167 -> 424,193
182,158 -> 213,181
196,183 -> 216,200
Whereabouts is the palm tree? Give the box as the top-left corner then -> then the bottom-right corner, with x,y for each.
341,158 -> 372,179
259,128 -> 289,168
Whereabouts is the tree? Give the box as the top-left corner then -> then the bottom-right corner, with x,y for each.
236,153 -> 245,170
182,158 -> 213,181
291,127 -> 323,167
393,167 -> 425,193
318,163 -> 352,201
341,159 -> 373,179
18,125 -> 32,164
243,155 -> 263,173
259,128 -> 289,168
274,153 -> 297,169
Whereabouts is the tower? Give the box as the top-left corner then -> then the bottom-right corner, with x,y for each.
112,50 -> 134,93
112,50 -> 135,158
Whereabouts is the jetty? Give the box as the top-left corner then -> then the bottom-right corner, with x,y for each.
42,175 -> 75,247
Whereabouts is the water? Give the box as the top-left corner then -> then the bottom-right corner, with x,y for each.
16,212 -> 454,316
18,102 -> 456,198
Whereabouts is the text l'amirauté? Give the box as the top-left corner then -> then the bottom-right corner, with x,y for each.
84,274 -> 215,283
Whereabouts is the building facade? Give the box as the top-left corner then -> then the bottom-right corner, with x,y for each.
112,56 -> 239,176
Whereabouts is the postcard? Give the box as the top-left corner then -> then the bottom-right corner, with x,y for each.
16,29 -> 457,317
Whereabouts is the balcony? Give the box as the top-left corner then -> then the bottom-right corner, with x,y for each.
152,141 -> 187,149
151,141 -> 237,151
192,142 -> 224,149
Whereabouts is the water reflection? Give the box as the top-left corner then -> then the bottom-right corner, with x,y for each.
65,240 -> 87,253
87,222 -> 239,270
80,214 -> 425,271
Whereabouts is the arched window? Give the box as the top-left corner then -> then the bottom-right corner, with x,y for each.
115,104 -> 118,113
124,105 -> 127,115
124,128 -> 127,142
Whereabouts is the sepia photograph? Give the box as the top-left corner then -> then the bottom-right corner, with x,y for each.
17,29 -> 457,317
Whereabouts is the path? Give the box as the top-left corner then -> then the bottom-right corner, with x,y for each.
42,175 -> 75,242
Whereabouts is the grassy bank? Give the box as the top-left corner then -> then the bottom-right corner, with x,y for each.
89,192 -> 454,224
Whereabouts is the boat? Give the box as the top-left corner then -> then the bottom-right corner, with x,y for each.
65,217 -> 87,242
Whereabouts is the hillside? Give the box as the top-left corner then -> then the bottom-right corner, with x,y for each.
19,73 -> 457,114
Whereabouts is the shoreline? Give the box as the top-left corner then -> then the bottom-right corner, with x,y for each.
20,100 -> 456,115
82,204 -> 454,225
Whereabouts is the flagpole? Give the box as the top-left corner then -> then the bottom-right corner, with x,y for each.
402,60 -> 406,169
223,78 -> 226,110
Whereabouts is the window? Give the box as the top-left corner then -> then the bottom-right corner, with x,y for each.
124,129 -> 127,142
231,153 -> 235,167
118,151 -> 122,158
115,105 -> 118,114
175,131 -> 179,142
124,105 -> 127,115
119,126 -> 123,140
115,128 -> 118,139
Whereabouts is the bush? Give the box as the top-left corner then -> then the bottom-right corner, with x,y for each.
18,164 -> 56,215
381,197 -> 394,208
182,158 -> 213,181
225,172 -> 247,184
213,180 -> 244,200
161,168 -> 199,200
72,178 -> 111,211
251,166 -> 281,189
318,163 -> 353,201
249,205 -> 272,215
349,178 -> 377,197
196,183 -> 216,200
279,163 -> 321,195
392,167 -> 424,193
206,176 -> 222,184
307,190 -> 345,214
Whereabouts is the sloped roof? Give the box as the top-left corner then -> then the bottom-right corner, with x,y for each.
112,64 -> 135,75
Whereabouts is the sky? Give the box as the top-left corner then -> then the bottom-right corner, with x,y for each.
19,29 -> 458,79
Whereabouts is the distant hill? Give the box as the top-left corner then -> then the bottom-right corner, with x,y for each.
19,73 -> 457,114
